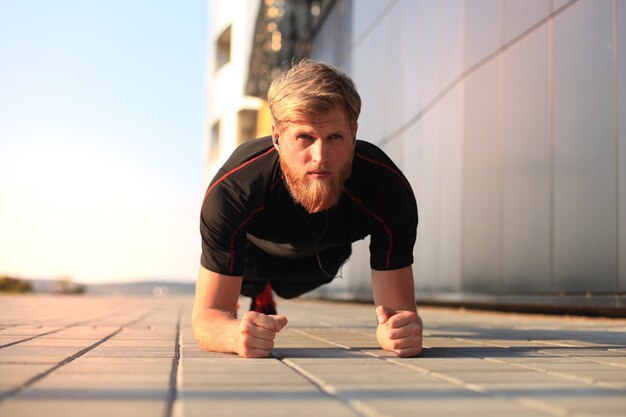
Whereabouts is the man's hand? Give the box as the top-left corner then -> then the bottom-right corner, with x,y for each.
236,311 -> 288,358
375,305 -> 423,357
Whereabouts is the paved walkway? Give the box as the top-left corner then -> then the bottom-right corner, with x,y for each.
0,295 -> 625,417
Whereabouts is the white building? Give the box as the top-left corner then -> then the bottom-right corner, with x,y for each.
205,0 -> 626,312
203,0 -> 268,187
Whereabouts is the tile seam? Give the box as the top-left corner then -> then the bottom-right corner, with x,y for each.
0,305 -> 159,350
164,306 -> 182,417
0,307 -> 156,402
449,336 -> 626,388
271,350 -> 389,417
292,329 -> 575,417
0,326 -> 123,402
289,329 -> 487,391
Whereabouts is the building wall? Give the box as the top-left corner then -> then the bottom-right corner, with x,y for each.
309,0 -> 625,302
204,0 -> 265,188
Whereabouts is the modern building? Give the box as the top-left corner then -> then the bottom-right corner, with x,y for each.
205,0 -> 626,313
203,0 -> 268,187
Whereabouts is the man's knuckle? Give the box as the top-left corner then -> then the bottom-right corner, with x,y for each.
395,346 -> 420,358
249,348 -> 270,358
390,331 -> 404,340
394,347 -> 407,356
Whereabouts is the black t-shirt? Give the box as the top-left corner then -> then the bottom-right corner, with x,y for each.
200,136 -> 418,276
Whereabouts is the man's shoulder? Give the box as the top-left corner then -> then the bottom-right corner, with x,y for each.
351,139 -> 413,191
206,136 -> 277,198
353,140 -> 401,174
222,136 -> 275,170
354,139 -> 384,155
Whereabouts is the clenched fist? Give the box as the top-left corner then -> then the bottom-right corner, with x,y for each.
375,305 -> 423,357
236,311 -> 288,358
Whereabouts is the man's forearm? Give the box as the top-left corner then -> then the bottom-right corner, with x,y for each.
192,308 -> 240,354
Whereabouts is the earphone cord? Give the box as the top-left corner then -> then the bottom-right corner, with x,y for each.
294,204 -> 339,279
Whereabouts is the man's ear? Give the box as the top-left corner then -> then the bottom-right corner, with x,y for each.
352,122 -> 359,145
271,124 -> 280,150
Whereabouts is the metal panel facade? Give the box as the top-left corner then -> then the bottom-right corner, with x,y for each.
553,0 -> 616,291
246,0 -> 624,306
613,1 -> 626,292
501,25 -> 551,292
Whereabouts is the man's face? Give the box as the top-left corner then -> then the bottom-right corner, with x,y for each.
273,104 -> 358,213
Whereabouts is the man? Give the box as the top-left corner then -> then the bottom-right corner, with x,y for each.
193,60 -> 422,358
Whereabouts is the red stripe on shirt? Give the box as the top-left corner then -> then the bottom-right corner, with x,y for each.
270,174 -> 284,191
355,152 -> 412,191
343,188 -> 394,269
227,176 -> 283,274
229,205 -> 265,274
204,147 -> 276,201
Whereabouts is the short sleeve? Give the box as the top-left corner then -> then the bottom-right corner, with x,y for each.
198,137 -> 277,276
200,178 -> 250,276
352,143 -> 418,271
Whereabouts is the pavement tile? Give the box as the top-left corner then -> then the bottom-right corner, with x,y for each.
57,356 -> 172,365
180,370 -> 312,387
1,295 -> 625,417
82,346 -> 175,358
493,357 -> 597,364
56,359 -> 172,374
42,327 -> 120,337
0,364 -> 52,388
352,395 -> 539,417
181,356 -> 273,368
0,399 -> 166,417
177,387 -> 362,417
0,357 -> 62,365
530,394 -> 626,415
286,369 -> 442,386
272,347 -> 366,359
538,347 -> 626,356
0,346 -> 84,356
436,370 -> 569,384
15,339 -> 105,348
566,370 -> 626,382
503,384 -> 624,397
180,349 -> 241,358
572,356 -> 626,366
180,362 -> 294,374
9,386 -> 169,401
0,347 -> 77,364
31,371 -> 171,388
103,340 -> 176,347
413,359 -> 521,372
511,361 -> 621,371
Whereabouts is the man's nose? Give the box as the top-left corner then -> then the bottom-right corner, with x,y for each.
311,139 -> 327,163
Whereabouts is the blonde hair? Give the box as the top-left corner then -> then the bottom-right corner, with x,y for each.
268,60 -> 361,129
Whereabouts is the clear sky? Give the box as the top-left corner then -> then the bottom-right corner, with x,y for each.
0,1 -> 209,283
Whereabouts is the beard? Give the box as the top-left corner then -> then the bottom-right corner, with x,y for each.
280,154 -> 353,214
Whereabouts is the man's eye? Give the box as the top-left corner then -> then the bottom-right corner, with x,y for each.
298,135 -> 312,140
